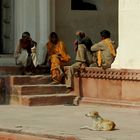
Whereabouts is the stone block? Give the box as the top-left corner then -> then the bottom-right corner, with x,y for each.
98,79 -> 122,100
80,78 -> 98,98
122,81 -> 140,101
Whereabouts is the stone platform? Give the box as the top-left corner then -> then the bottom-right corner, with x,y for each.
0,55 -> 140,108
72,67 -> 140,108
0,56 -> 139,139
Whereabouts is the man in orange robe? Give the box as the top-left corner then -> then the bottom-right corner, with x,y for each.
45,32 -> 71,84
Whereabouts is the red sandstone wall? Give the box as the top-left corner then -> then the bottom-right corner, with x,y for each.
73,68 -> 140,106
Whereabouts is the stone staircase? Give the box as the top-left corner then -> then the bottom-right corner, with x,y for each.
9,75 -> 76,106
0,55 -> 76,106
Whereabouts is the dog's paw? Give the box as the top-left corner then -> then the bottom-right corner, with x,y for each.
80,126 -> 94,131
80,127 -> 84,129
80,126 -> 88,129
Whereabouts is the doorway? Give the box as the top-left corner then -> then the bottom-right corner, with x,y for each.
0,0 -> 2,53
0,0 -> 14,54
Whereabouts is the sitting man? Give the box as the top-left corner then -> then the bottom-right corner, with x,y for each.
14,31 -> 38,74
65,31 -> 93,93
90,30 -> 117,69
45,32 -> 71,84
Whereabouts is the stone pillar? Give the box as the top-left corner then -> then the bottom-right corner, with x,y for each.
14,0 -> 52,64
37,0 -> 51,64
14,0 -> 37,45
112,0 -> 140,69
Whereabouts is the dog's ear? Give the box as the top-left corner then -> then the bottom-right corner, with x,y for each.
93,111 -> 99,116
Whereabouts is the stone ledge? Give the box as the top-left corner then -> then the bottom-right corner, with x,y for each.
75,67 -> 140,81
80,97 -> 140,109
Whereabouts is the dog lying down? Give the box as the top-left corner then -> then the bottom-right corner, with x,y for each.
80,111 -> 116,131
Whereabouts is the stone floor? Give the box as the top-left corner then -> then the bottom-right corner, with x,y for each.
0,104 -> 139,140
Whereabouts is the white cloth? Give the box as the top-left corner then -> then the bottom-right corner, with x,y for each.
16,49 -> 28,66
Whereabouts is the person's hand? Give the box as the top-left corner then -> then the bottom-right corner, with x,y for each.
73,40 -> 78,46
80,63 -> 87,71
74,46 -> 78,52
31,46 -> 36,53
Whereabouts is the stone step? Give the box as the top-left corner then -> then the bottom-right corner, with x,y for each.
10,93 -> 76,106
0,66 -> 21,75
10,75 -> 51,85
12,84 -> 67,95
80,97 -> 140,109
0,65 -> 49,75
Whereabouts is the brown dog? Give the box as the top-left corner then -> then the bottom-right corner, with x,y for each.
80,111 -> 116,131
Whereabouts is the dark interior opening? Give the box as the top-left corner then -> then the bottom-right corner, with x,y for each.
71,0 -> 97,10
0,1 -> 3,53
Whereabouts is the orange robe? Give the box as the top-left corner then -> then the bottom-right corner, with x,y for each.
46,41 -> 70,82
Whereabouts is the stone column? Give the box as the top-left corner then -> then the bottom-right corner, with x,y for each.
14,0 -> 37,45
112,0 -> 140,69
36,0 -> 51,64
14,0 -> 52,64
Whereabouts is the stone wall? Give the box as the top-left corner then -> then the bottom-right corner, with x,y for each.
73,67 -> 140,108
55,0 -> 118,63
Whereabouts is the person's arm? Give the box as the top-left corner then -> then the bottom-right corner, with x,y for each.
112,41 -> 118,50
59,41 -> 71,62
73,40 -> 78,52
31,40 -> 37,53
91,42 -> 105,52
31,46 -> 36,53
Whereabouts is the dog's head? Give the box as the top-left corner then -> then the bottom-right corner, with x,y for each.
85,111 -> 99,119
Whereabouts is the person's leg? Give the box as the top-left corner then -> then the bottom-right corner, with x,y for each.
50,54 -> 63,84
25,55 -> 33,75
65,62 -> 81,92
65,44 -> 87,92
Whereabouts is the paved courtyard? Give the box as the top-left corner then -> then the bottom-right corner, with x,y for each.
0,104 -> 139,140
